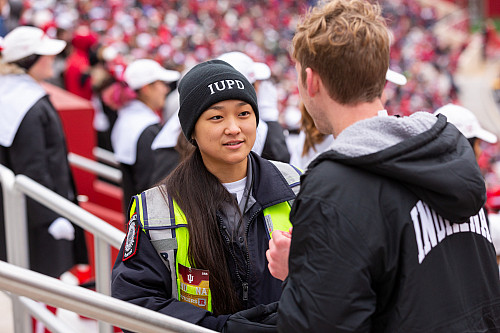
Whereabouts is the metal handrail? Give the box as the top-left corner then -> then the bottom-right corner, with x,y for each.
7,172 -> 125,332
0,260 -> 215,333
93,147 -> 120,167
14,174 -> 124,249
68,152 -> 122,183
17,295 -> 75,332
0,164 -> 31,332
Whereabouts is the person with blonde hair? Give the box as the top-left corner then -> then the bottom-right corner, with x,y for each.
267,0 -> 500,331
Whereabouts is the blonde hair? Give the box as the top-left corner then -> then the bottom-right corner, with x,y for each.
0,60 -> 26,75
292,0 -> 390,105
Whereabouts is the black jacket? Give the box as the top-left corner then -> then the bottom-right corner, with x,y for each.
150,146 -> 180,185
0,96 -> 88,277
261,121 -> 290,163
112,153 -> 297,332
278,113 -> 500,332
119,123 -> 161,221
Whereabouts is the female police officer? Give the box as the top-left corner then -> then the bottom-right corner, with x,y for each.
111,59 -> 300,332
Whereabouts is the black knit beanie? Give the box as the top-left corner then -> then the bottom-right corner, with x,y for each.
178,59 -> 259,141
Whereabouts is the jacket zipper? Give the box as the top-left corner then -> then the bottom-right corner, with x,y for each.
218,216 -> 247,302
217,209 -> 260,305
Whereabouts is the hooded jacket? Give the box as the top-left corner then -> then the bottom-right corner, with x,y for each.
278,112 -> 500,332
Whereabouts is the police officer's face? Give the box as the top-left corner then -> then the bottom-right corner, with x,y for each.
193,99 -> 257,177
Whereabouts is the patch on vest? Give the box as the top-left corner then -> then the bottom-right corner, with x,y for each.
264,214 -> 274,235
123,215 -> 139,261
178,263 -> 210,310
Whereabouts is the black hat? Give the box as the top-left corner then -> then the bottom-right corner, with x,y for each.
178,59 -> 259,141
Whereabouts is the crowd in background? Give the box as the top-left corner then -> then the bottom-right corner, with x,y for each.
0,0 -> 477,117
2,1 -> 500,197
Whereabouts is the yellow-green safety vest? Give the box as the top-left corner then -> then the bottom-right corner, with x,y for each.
129,160 -> 301,312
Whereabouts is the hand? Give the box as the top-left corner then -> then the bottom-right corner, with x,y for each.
266,227 -> 292,281
48,217 -> 75,241
222,302 -> 278,333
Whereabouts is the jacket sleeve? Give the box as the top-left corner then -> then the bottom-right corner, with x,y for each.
111,221 -> 229,332
7,103 -> 63,227
277,196 -> 375,333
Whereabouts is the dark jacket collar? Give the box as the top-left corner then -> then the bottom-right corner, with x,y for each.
248,152 -> 296,209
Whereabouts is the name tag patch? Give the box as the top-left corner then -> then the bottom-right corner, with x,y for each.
178,263 -> 210,310
123,215 -> 139,261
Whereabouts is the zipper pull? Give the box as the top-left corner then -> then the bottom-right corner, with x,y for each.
242,282 -> 249,301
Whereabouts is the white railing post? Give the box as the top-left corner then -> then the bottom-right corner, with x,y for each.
0,164 -> 31,333
95,237 -> 113,333
0,165 -> 29,268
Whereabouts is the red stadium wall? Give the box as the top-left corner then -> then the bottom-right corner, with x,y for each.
487,0 -> 500,18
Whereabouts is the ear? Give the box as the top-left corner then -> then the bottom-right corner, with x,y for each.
305,67 -> 320,97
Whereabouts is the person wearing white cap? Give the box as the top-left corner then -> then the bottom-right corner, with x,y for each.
218,51 -> 291,163
111,58 -> 180,221
434,103 -> 498,160
0,26 -> 89,278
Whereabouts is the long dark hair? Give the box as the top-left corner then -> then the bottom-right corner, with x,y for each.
162,147 -> 242,315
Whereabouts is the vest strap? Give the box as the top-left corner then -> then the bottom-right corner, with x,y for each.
151,238 -> 178,252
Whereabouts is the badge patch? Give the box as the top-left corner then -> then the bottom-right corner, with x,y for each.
123,215 -> 139,261
178,264 -> 210,310
264,214 -> 274,235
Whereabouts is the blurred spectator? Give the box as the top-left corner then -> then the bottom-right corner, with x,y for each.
150,110 -> 193,185
289,102 -> 334,170
0,26 -> 88,278
110,59 -> 180,222
218,51 -> 291,162
64,25 -> 98,100
0,0 -> 22,36
4,0 -> 473,118
434,103 -> 497,160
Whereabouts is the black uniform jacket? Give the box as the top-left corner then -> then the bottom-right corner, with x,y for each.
112,152 -> 297,332
278,114 -> 500,332
119,123 -> 161,218
261,120 -> 291,163
0,96 -> 88,277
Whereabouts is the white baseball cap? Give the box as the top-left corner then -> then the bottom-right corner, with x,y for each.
1,26 -> 66,63
124,59 -> 181,90
386,68 -> 407,86
217,51 -> 271,84
434,103 -> 497,144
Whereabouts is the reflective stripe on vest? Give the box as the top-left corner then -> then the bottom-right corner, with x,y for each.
131,161 -> 301,312
131,192 -> 292,313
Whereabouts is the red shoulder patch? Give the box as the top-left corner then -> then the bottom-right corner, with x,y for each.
123,215 -> 139,261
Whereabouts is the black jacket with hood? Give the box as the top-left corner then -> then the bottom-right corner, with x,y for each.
278,112 -> 500,333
